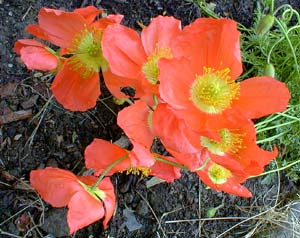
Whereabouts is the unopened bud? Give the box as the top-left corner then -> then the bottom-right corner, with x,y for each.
264,63 -> 275,77
256,14 -> 275,36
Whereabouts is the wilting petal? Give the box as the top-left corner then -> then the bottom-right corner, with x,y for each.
232,76 -> 290,119
141,16 -> 181,56
150,155 -> 182,182
50,59 -> 100,111
67,190 -> 105,234
103,69 -> 143,99
30,167 -> 83,207
102,24 -> 147,79
118,101 -> 154,148
84,138 -> 130,176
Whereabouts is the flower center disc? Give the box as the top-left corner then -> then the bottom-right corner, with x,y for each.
190,68 -> 240,114
208,163 -> 232,184
200,129 -> 244,156
69,28 -> 108,77
142,47 -> 173,85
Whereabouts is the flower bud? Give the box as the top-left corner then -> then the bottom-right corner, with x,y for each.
264,63 -> 275,77
256,14 -> 275,36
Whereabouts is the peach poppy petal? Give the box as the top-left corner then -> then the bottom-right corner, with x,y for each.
30,167 -> 83,207
141,16 -> 181,55
84,138 -> 130,176
14,39 -> 46,54
19,46 -> 58,71
50,60 -> 100,111
96,177 -> 116,229
73,6 -> 103,24
37,8 -> 87,48
67,191 -> 105,234
92,14 -> 124,30
152,104 -> 200,154
26,24 -> 50,42
233,76 -> 290,119
102,24 -> 147,79
117,101 -> 154,148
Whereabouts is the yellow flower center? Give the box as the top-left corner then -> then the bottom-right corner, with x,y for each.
142,47 -> 173,85
126,166 -> 151,177
200,129 -> 244,156
190,67 -> 240,114
208,163 -> 232,184
68,28 -> 108,78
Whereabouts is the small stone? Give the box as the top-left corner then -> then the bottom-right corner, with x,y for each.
135,200 -> 149,217
8,63 -> 13,68
8,11 -> 13,16
14,134 -> 22,141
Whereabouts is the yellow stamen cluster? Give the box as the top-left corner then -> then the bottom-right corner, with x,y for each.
126,166 -> 151,177
200,129 -> 244,156
190,67 -> 240,114
142,47 -> 173,85
208,163 -> 232,184
68,28 -> 108,78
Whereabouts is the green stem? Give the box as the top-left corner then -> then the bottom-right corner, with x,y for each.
91,154 -> 128,189
154,156 -> 187,170
195,157 -> 210,171
256,119 -> 298,133
270,0 -> 274,14
250,158 -> 300,178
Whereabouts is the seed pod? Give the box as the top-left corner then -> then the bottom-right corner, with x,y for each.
256,14 -> 275,36
264,63 -> 275,77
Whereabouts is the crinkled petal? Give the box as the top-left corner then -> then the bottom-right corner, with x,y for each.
173,18 -> 242,79
50,59 -> 100,111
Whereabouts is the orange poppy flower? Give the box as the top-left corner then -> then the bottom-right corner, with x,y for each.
85,138 -> 181,182
102,16 -> 182,103
153,103 -> 278,177
196,159 -> 252,197
30,167 -> 116,234
158,18 -> 290,133
15,6 -> 123,111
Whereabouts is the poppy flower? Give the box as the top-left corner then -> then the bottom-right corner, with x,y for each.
158,18 -> 290,133
102,16 -> 182,103
153,103 -> 278,177
196,160 -> 252,198
30,167 -> 116,234
15,6 -> 123,111
85,138 -> 181,182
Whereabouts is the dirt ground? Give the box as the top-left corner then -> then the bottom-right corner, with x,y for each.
1,0 -> 300,237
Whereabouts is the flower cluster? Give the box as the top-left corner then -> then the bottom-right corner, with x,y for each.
16,6 -> 290,234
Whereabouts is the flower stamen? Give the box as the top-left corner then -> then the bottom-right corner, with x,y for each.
190,67 -> 240,114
